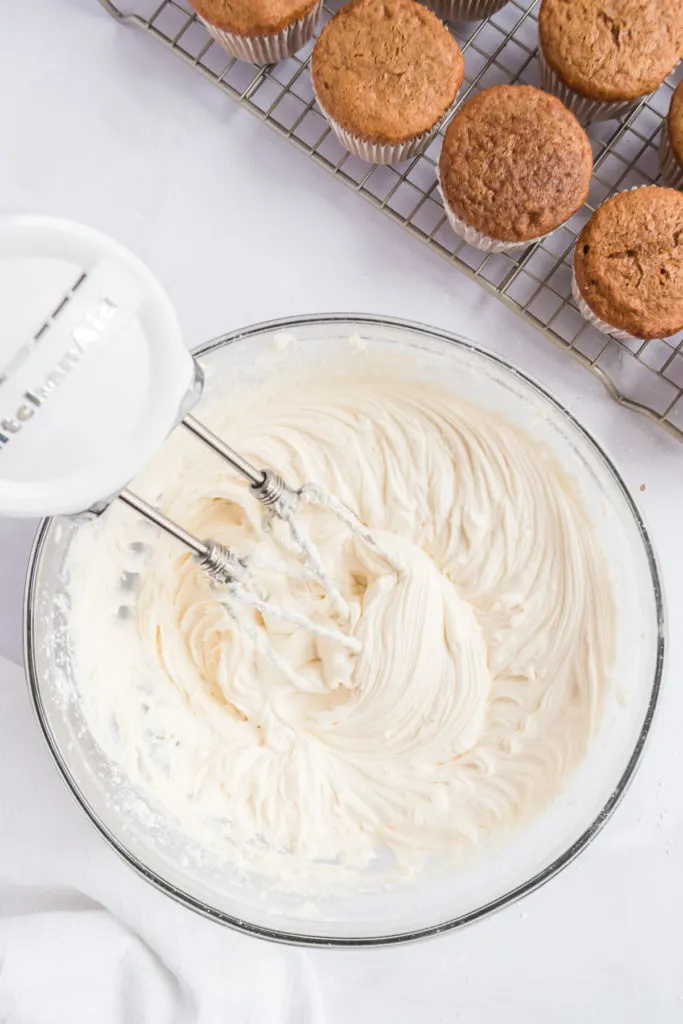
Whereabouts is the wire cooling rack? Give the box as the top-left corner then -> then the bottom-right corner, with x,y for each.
97,0 -> 683,439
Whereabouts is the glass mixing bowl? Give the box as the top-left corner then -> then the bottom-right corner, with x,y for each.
24,314 -> 664,947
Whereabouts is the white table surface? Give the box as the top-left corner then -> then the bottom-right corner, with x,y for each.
1,1 -> 683,1020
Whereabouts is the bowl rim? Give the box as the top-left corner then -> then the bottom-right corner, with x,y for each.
23,312 -> 666,948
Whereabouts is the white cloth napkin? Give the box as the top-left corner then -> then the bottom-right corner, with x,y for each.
0,656 -> 325,1024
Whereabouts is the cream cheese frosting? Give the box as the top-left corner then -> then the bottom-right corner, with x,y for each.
66,353 -> 615,885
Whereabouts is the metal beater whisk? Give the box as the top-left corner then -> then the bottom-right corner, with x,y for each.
118,405 -> 367,652
118,410 -> 297,586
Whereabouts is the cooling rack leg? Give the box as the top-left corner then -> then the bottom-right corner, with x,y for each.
96,0 -> 127,19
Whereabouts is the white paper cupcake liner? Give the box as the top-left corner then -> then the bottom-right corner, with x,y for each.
199,1 -> 322,64
313,88 -> 460,165
422,0 -> 509,21
538,46 -> 648,123
659,124 -> 683,190
437,174 -> 549,253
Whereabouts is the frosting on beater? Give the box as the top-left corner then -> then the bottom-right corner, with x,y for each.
66,354 -> 615,883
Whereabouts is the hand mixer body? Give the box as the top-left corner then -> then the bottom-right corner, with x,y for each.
0,215 -> 196,518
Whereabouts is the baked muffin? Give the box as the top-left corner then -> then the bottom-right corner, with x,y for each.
438,85 -> 593,252
311,0 -> 465,165
660,81 -> 683,190
422,0 -> 509,22
539,0 -> 683,123
189,0 -> 322,63
573,186 -> 683,341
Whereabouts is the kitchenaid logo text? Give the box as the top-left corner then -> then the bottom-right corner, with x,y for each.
0,297 -> 118,447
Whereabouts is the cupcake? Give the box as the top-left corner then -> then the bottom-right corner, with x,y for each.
189,0 -> 322,63
539,0 -> 683,123
422,0 -> 509,22
311,0 -> 465,165
660,81 -> 683,190
573,186 -> 683,341
438,85 -> 593,253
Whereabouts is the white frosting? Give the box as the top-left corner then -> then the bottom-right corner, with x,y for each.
66,355 -> 615,885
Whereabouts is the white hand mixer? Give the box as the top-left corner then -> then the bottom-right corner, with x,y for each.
0,216 -> 396,658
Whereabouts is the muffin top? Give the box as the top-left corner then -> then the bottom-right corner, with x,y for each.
439,85 -> 593,243
668,81 -> 683,168
574,186 -> 683,340
189,0 -> 316,35
539,0 -> 683,102
311,0 -> 464,144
